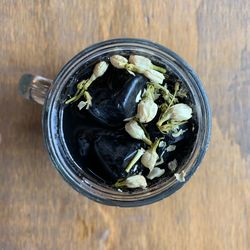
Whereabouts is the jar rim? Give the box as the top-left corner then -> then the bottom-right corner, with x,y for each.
43,38 -> 211,207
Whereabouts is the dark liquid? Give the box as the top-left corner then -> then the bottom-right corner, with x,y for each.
62,58 -> 198,188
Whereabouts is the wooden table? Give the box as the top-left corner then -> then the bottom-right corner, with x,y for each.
1,1 -> 249,249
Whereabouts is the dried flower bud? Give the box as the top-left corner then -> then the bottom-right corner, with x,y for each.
125,120 -> 145,140
147,167 -> 165,180
129,55 -> 152,70
125,175 -> 147,188
136,97 -> 158,123
144,69 -> 165,84
141,148 -> 158,171
141,138 -> 162,171
174,170 -> 186,182
93,61 -> 109,78
170,103 -> 192,121
125,120 -> 152,145
129,55 -> 166,73
110,55 -> 128,69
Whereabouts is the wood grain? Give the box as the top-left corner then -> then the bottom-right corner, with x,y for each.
0,0 -> 249,249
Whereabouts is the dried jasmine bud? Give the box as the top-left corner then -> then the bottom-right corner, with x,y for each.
147,167 -> 165,180
156,83 -> 192,134
115,175 -> 147,189
136,85 -> 158,123
110,55 -> 143,73
169,103 -> 192,122
110,55 -> 128,69
174,170 -> 186,182
141,138 -> 162,171
65,61 -> 109,106
129,55 -> 166,74
144,69 -> 165,84
110,55 -> 165,84
125,119 -> 152,145
157,82 -> 180,127
168,159 -> 178,171
125,148 -> 145,173
93,61 -> 109,78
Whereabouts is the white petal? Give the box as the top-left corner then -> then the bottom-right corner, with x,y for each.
159,141 -> 167,148
127,69 -> 135,76
166,145 -> 176,152
147,167 -> 165,180
168,159 -> 177,171
135,90 -> 142,103
129,55 -> 152,68
170,103 -> 192,121
172,129 -> 188,138
174,170 -> 186,182
125,175 -> 147,188
155,148 -> 166,166
141,150 -> 158,171
142,88 -> 147,97
123,116 -> 134,122
144,69 -> 164,84
78,101 -> 87,110
125,120 -> 145,140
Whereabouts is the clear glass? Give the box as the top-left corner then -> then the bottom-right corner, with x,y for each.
19,38 -> 211,207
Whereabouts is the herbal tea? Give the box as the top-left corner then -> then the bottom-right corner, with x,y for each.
62,54 -> 197,191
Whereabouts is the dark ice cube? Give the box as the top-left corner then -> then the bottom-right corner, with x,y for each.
88,75 -> 147,127
114,74 -> 147,119
94,134 -> 144,180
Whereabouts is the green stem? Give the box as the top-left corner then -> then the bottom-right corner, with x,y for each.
142,136 -> 152,146
159,120 -> 187,134
125,149 -> 145,173
84,74 -> 96,89
65,79 -> 87,104
125,63 -> 145,74
152,65 -> 167,74
150,82 -> 174,103
114,179 -> 126,188
65,96 -> 77,105
166,82 -> 179,109
156,113 -> 170,127
137,120 -> 152,145
65,72 -> 98,105
151,137 -> 164,152
157,82 -> 180,127
143,84 -> 155,100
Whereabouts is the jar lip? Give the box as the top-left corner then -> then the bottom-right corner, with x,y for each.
43,38 -> 211,207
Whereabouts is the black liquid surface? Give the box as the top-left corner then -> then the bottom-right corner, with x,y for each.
62,60 -> 198,188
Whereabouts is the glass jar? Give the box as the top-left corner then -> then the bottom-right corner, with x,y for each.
19,38 -> 211,207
